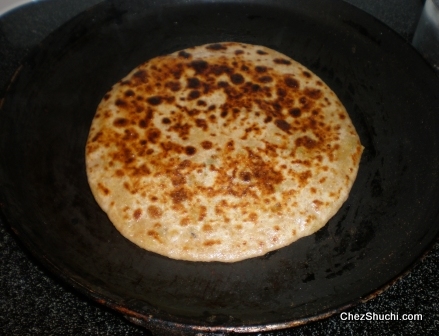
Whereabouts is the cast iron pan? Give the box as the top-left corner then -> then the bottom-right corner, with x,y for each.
1,0 -> 439,334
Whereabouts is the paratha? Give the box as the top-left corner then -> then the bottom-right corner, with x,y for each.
85,42 -> 363,262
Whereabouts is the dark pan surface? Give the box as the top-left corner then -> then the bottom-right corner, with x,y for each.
1,0 -> 439,333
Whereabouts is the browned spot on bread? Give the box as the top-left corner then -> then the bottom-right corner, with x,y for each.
185,146 -> 197,155
170,187 -> 190,204
202,224 -> 213,232
201,140 -> 213,149
296,136 -> 318,149
180,217 -> 190,226
206,43 -> 227,50
133,208 -> 142,220
273,58 -> 292,65
274,119 -> 291,133
203,239 -> 222,246
97,183 -> 110,195
284,76 -> 299,89
147,205 -> 163,219
147,230 -> 162,243
146,96 -> 162,105
178,50 -> 191,58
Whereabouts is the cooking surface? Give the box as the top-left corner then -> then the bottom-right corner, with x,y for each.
1,1 -> 438,335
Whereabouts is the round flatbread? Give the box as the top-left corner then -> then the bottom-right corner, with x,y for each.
86,42 -> 363,262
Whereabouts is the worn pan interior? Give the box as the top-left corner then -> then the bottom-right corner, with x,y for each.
1,0 -> 439,333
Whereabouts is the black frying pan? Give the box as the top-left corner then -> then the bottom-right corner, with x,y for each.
1,0 -> 439,334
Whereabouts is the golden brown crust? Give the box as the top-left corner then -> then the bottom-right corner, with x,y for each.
86,42 -> 363,262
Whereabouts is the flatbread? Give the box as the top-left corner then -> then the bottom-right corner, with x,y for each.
85,42 -> 363,262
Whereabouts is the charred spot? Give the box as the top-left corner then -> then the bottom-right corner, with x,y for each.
103,93 -> 110,100
185,146 -> 197,155
190,60 -> 209,74
165,81 -> 181,92
147,96 -> 163,105
147,128 -> 161,144
210,64 -> 232,76
272,102 -> 282,112
139,139 -> 147,146
258,76 -> 273,83
115,98 -> 128,107
302,71 -> 312,78
113,118 -> 129,127
295,136 -> 318,149
197,100 -> 207,106
284,76 -> 299,89
188,90 -> 201,100
257,50 -> 268,55
206,43 -> 226,50
133,208 -> 142,220
132,70 -> 148,83
230,73 -> 245,85
251,83 -> 261,92
299,96 -> 307,104
124,89 -> 135,97
187,77 -> 201,89
241,65 -> 249,71
201,140 -> 213,149
178,50 -> 191,58
239,171 -> 252,182
274,119 -> 291,133
136,106 -> 144,113
147,205 -> 163,219
220,110 -> 228,118
208,104 -> 216,111
138,119 -> 147,128
264,116 -> 273,123
277,87 -> 286,97
235,49 -> 244,55
289,108 -> 301,117
202,82 -> 212,94
305,88 -> 322,99
162,117 -> 171,124
195,118 -> 208,130
217,81 -> 229,88
274,58 -> 292,65
255,66 -> 267,73
139,109 -> 153,128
